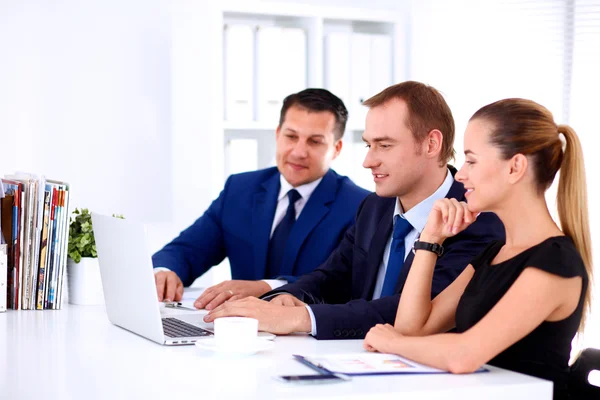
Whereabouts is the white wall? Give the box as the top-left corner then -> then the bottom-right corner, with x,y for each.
0,0 -> 172,227
0,0 -> 407,238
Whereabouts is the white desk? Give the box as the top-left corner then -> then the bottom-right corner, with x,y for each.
1,304 -> 552,399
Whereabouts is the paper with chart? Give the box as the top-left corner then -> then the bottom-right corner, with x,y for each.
298,352 -> 486,375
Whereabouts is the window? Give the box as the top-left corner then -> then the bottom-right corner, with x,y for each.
410,0 -> 600,350
570,0 -> 600,350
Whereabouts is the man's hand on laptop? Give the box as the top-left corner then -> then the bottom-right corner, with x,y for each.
194,280 -> 271,310
204,297 -> 312,335
155,271 -> 184,302
269,294 -> 306,307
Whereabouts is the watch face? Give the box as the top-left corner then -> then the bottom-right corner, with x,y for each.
411,238 -> 418,254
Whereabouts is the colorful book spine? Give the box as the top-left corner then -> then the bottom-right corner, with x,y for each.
10,184 -> 21,309
18,186 -> 25,310
1,182 -> 4,312
44,187 -> 59,309
28,179 -> 42,309
48,188 -> 63,309
11,193 -> 17,309
21,181 -> 33,309
1,190 -> 14,309
1,180 -> 23,310
36,190 -> 51,310
0,244 -> 6,312
55,187 -> 70,309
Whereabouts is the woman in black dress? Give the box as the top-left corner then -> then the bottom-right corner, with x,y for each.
363,98 -> 592,400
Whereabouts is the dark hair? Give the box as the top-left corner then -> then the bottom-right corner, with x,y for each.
363,81 -> 456,165
471,98 -> 592,331
279,88 -> 348,140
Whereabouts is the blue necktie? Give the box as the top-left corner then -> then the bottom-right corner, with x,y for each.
266,189 -> 302,278
380,215 -> 413,297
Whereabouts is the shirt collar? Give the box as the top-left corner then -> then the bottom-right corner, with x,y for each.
278,174 -> 323,202
394,168 -> 454,233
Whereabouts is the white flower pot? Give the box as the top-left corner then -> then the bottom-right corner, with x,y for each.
67,257 -> 104,305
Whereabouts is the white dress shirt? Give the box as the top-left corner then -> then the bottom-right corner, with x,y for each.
306,169 -> 454,335
269,175 -> 322,237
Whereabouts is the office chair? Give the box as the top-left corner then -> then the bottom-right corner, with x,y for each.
569,347 -> 600,399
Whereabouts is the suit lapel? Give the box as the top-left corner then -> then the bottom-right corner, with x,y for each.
362,199 -> 395,299
278,170 -> 337,277
252,173 -> 280,280
445,178 -> 466,201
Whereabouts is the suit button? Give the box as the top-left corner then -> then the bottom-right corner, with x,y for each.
341,329 -> 349,337
333,329 -> 341,337
357,329 -> 364,336
350,330 -> 357,337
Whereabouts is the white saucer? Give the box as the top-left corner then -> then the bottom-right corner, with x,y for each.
195,338 -> 275,356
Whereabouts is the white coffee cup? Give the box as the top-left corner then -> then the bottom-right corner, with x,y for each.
213,317 -> 259,351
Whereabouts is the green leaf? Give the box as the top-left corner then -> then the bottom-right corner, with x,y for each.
81,221 -> 92,233
68,208 -> 124,260
69,249 -> 82,263
80,234 -> 91,246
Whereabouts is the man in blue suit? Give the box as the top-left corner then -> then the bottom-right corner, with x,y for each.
204,81 -> 505,338
153,89 -> 370,309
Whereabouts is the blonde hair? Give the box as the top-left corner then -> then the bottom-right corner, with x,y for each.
556,124 -> 593,331
472,99 -> 593,331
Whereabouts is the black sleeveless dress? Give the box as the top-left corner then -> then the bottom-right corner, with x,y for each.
455,236 -> 588,400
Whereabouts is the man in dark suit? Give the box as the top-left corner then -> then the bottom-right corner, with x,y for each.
204,81 -> 505,338
153,89 -> 370,309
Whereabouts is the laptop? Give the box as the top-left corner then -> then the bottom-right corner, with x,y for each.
92,212 -> 214,345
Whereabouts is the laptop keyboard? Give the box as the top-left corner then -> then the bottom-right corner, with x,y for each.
162,317 -> 213,338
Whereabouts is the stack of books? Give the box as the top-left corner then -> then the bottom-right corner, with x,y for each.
0,173 -> 70,311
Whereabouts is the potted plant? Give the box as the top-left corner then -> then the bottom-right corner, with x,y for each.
67,208 -> 123,305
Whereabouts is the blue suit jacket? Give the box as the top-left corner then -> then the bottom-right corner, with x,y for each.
152,167 -> 370,286
263,179 -> 505,340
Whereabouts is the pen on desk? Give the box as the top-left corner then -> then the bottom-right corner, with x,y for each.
164,302 -> 198,311
294,355 -> 333,375
303,357 -> 325,369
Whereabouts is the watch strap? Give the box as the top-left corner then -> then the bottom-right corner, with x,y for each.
413,240 -> 444,256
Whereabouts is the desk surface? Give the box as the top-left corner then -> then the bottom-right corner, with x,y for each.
1,304 -> 552,400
